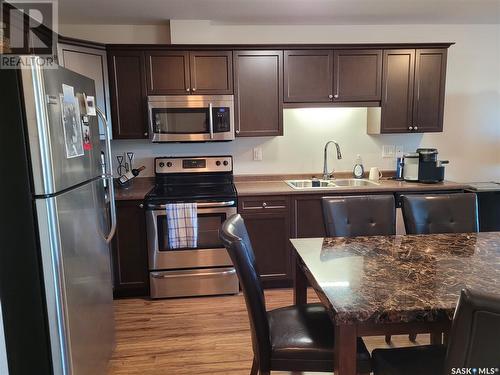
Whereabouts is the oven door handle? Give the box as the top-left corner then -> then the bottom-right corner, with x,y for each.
148,200 -> 236,210
209,102 -> 214,139
151,269 -> 236,279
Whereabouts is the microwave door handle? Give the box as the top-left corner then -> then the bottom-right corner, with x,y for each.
209,102 -> 214,139
96,107 -> 117,243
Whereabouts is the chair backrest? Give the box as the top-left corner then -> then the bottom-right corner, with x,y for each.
219,214 -> 271,370
401,193 -> 478,234
445,289 -> 500,372
322,195 -> 396,237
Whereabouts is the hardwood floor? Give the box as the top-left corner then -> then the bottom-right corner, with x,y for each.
108,289 -> 429,375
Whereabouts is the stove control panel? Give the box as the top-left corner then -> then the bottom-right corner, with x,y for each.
155,156 -> 233,174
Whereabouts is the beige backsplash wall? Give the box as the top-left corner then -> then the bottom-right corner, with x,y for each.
110,22 -> 500,181
111,108 -> 422,177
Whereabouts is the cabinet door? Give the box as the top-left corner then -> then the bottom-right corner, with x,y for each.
145,51 -> 190,94
111,200 -> 149,298
108,50 -> 149,139
284,50 -> 333,102
189,51 -> 233,94
239,196 -> 291,288
58,43 -> 111,140
291,196 -> 327,238
412,49 -> 447,133
380,49 -> 415,133
233,50 -> 283,137
333,49 -> 382,102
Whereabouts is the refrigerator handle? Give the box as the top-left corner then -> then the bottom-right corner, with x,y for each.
96,107 -> 117,243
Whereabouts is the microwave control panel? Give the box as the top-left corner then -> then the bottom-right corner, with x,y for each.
212,107 -> 230,132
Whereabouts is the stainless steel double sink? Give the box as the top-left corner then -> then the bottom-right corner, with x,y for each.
285,178 -> 380,190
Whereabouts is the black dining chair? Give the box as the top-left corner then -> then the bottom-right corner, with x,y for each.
322,195 -> 396,344
220,214 -> 372,375
401,193 -> 479,342
322,195 -> 396,237
372,288 -> 500,375
401,193 -> 479,235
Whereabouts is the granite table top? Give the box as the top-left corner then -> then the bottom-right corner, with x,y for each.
291,232 -> 500,325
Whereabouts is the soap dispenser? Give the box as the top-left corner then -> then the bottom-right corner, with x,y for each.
353,154 -> 364,179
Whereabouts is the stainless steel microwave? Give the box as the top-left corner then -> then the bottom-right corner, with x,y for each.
147,95 -> 235,142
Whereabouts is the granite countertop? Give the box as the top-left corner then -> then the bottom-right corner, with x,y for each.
114,175 -> 468,200
114,177 -> 154,201
235,178 -> 468,197
291,232 -> 500,325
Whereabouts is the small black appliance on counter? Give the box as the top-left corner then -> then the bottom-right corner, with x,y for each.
416,148 -> 449,183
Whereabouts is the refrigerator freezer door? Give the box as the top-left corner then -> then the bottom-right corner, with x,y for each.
22,64 -> 104,196
0,302 -> 8,375
36,177 -> 114,375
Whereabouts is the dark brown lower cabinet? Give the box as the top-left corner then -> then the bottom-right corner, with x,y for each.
291,195 -> 328,238
239,196 -> 292,288
112,200 -> 149,298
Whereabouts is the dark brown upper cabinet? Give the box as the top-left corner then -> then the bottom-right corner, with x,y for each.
145,51 -> 190,94
233,50 -> 283,137
145,50 -> 232,95
375,48 -> 447,134
379,49 -> 416,133
284,50 -> 333,102
333,49 -> 382,102
108,50 -> 149,139
190,51 -> 233,94
412,49 -> 447,133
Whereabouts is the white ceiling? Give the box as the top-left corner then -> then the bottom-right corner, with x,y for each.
59,0 -> 500,25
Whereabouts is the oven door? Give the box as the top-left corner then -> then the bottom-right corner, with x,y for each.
146,201 -> 237,270
148,95 -> 235,142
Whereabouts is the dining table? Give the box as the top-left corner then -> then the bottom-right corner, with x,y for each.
291,231 -> 500,375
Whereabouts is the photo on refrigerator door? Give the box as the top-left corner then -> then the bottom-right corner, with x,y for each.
60,93 -> 84,159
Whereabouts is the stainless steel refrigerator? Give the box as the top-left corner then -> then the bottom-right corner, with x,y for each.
0,59 -> 116,375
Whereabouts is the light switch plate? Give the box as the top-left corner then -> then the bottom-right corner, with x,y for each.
382,145 -> 395,158
253,147 -> 263,161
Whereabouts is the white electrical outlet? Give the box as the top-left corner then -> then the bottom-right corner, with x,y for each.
253,147 -> 263,161
395,145 -> 404,157
382,145 -> 395,158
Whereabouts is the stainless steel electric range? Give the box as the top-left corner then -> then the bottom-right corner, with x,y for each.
144,156 -> 239,298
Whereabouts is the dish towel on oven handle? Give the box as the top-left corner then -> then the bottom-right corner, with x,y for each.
166,203 -> 198,249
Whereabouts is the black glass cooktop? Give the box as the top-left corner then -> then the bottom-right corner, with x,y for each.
145,183 -> 237,204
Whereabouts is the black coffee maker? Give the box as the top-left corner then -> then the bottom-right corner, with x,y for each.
417,148 -> 449,183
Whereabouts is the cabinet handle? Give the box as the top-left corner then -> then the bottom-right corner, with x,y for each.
333,94 -> 339,98
243,203 -> 286,210
186,88 -> 190,92
408,126 -> 413,131
414,126 -> 419,130
139,204 -> 144,209
328,94 -> 333,99
192,88 -> 196,92
235,129 -> 240,134
144,132 -> 148,137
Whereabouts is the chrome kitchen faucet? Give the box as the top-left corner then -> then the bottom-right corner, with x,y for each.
323,140 -> 342,180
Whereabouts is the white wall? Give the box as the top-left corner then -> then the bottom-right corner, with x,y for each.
59,24 -> 170,44
112,22 -> 500,181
